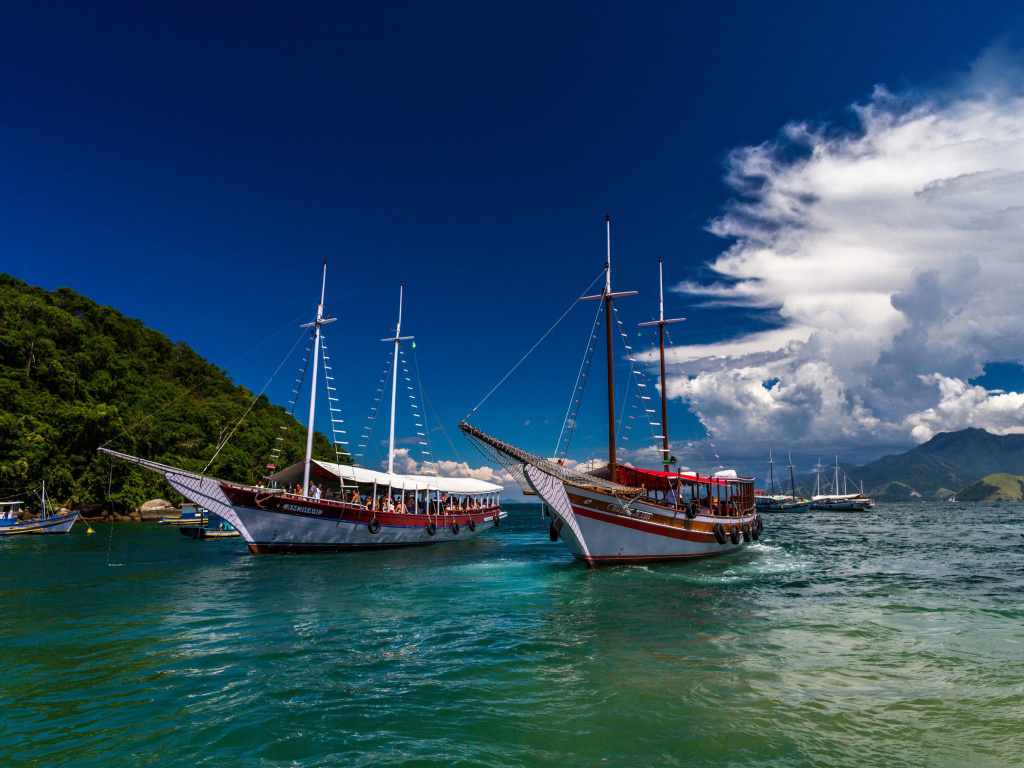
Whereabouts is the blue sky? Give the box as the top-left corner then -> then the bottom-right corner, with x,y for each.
5,1 -> 1024,488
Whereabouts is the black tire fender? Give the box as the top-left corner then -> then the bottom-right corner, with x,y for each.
467,518 -> 476,532
713,522 -> 727,545
549,522 -> 559,542
729,525 -> 741,545
368,518 -> 381,535
686,500 -> 699,519
742,523 -> 752,543
451,521 -> 460,535
751,520 -> 760,540
426,521 -> 436,536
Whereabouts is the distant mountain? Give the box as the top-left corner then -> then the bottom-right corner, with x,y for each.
798,429 -> 1024,501
957,473 -> 1024,502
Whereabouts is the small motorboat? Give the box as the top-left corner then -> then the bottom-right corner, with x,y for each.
159,503 -> 208,526
179,512 -> 240,539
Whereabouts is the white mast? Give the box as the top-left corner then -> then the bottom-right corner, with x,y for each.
300,261 -> 336,497
383,283 -> 414,475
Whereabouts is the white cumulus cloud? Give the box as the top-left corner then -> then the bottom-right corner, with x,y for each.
664,43 -> 1024,463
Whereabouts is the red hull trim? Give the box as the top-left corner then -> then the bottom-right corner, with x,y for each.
571,504 -> 755,543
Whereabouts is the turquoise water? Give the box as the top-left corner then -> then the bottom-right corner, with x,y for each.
2,503 -> 1023,767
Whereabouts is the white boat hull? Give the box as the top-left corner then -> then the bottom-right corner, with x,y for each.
524,466 -> 759,566
227,501 -> 502,553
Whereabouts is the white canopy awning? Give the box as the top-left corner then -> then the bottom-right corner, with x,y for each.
268,460 -> 502,494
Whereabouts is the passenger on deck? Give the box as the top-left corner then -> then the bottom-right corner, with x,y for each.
312,483 -> 322,500
349,489 -> 361,505
324,486 -> 334,501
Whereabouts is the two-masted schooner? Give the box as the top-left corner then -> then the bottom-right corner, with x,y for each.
462,218 -> 762,566
101,262 -> 504,553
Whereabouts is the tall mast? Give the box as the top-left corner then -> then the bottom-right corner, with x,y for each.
583,216 -> 635,484
383,283 -> 414,475
638,258 -> 684,463
301,261 -> 336,497
789,453 -> 797,497
604,216 -> 616,482
768,450 -> 776,495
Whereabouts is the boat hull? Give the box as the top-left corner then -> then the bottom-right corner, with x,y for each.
755,497 -> 812,512
524,466 -> 759,567
179,526 -> 241,539
0,511 -> 79,535
809,500 -> 872,511
219,486 -> 505,554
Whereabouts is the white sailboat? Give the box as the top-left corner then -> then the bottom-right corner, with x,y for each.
101,262 -> 504,553
809,457 -> 873,511
755,452 -> 812,512
462,218 -> 761,566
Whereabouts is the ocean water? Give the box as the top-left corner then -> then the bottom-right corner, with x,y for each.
1,503 -> 1022,767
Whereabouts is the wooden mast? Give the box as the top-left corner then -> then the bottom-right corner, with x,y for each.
583,216 -> 635,484
604,217 -> 616,482
638,258 -> 684,464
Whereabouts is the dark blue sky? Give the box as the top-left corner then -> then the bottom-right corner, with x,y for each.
4,1 -> 1023,478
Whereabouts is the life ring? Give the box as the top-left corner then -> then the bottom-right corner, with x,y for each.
742,523 -> 752,542
368,518 -> 381,535
426,521 -> 436,536
549,522 -> 559,542
467,518 -> 476,532
713,523 -> 727,545
729,525 -> 741,545
686,500 -> 699,519
451,521 -> 460,535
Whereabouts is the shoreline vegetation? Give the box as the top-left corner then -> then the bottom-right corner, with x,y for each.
0,274 -> 347,516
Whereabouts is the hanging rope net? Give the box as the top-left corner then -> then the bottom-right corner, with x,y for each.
460,422 -> 642,495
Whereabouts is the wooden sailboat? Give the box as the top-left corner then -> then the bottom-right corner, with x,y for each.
461,218 -> 761,566
101,263 -> 504,553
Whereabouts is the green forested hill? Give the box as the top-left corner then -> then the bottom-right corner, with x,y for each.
957,473 -> 1024,501
0,274 -> 343,511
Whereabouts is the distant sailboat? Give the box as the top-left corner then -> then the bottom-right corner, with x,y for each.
810,457 -> 873,511
755,452 -> 812,512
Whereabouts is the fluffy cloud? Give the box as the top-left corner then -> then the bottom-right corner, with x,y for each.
664,44 -> 1024,463
387,447 -> 516,487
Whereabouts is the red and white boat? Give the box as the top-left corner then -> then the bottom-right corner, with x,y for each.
101,263 -> 504,553
461,218 -> 760,566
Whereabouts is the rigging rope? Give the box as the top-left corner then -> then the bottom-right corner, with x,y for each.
99,303 -> 317,450
664,326 -> 722,469
463,269 -> 606,421
555,299 -> 604,462
202,328 -> 308,475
